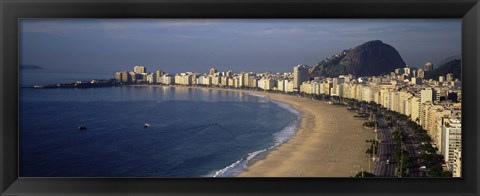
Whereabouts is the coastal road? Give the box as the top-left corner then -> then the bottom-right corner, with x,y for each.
373,116 -> 397,177
398,124 -> 421,177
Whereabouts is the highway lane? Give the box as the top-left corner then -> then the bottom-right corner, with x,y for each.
399,124 -> 421,177
373,116 -> 396,177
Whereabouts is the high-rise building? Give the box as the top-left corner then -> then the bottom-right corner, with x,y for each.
404,66 -> 411,76
446,73 -> 454,82
447,91 -> 459,102
155,70 -> 164,83
114,72 -> 123,81
209,68 -> 217,76
410,96 -> 421,123
417,69 -> 425,78
161,74 -> 174,85
452,147 -> 462,177
421,88 -> 435,103
248,76 -> 258,88
212,75 -> 220,86
441,118 -> 461,170
121,71 -> 130,83
424,62 -> 434,71
220,76 -> 229,87
146,73 -> 155,84
129,71 -> 137,83
277,79 -> 286,92
293,64 -> 309,92
411,77 -> 422,85
134,66 -> 146,73
243,73 -> 250,87
439,76 -> 445,83
226,70 -> 233,78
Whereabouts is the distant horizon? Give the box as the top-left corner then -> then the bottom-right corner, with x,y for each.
20,19 -> 461,73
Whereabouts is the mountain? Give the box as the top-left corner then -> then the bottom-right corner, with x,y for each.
436,55 -> 460,67
310,40 -> 406,77
425,57 -> 461,80
20,64 -> 44,70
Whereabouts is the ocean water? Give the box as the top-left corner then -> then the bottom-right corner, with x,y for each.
20,65 -> 115,87
19,86 -> 300,177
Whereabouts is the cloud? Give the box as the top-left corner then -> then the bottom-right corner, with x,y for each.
20,19 -> 217,34
20,19 -> 460,71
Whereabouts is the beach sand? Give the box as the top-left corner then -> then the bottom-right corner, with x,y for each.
237,92 -> 375,177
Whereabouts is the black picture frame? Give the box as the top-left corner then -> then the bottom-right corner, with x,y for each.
1,0 -> 479,195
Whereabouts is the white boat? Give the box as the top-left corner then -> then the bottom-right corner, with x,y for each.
144,123 -> 150,128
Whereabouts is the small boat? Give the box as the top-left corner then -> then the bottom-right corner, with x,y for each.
144,123 -> 150,128
78,126 -> 87,130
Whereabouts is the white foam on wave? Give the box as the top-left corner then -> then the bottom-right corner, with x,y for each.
208,93 -> 302,177
246,92 -> 266,98
209,149 -> 268,177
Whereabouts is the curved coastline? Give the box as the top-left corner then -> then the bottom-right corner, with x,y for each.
207,91 -> 301,177
126,85 -> 375,177
164,85 -> 374,177
235,91 -> 375,177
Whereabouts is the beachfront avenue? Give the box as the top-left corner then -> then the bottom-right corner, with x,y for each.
108,65 -> 461,177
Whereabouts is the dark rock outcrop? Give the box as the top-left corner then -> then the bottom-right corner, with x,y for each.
310,40 -> 406,77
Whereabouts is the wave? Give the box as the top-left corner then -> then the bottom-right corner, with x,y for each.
209,148 -> 268,177
270,100 -> 301,117
209,93 -> 301,177
245,92 -> 266,98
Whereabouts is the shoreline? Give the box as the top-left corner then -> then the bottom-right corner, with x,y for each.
29,84 -> 375,177
235,91 -> 375,177
155,85 -> 375,177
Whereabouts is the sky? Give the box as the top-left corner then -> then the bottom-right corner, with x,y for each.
20,19 -> 461,74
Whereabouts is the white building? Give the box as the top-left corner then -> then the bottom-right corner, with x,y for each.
146,73 -> 155,84
421,88 -> 435,103
441,118 -> 462,171
134,65 -> 146,73
452,147 -> 462,177
161,74 -> 174,85
293,64 -> 309,92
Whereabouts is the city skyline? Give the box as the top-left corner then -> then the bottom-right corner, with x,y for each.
104,62 -> 462,177
20,19 -> 461,73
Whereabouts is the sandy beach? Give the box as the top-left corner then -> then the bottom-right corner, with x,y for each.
236,91 -> 375,177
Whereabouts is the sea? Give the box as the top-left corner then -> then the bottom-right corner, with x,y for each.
19,67 -> 300,177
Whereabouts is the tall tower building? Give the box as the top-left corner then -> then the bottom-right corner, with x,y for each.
452,147 -> 462,177
209,68 -> 217,76
424,62 -> 434,71
155,70 -> 164,83
421,88 -> 435,103
446,73 -> 454,82
417,69 -> 425,78
134,66 -> 146,73
439,76 -> 445,83
404,65 -> 411,76
293,64 -> 309,92
114,72 -> 123,81
441,118 -> 461,171
121,71 -> 130,83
